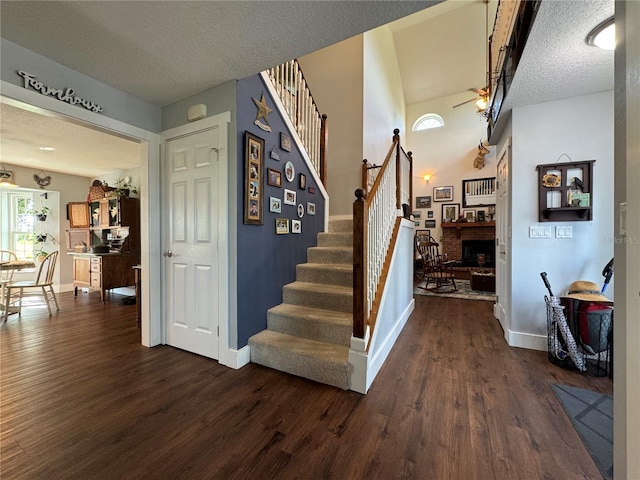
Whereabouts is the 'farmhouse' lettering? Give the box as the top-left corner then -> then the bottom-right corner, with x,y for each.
17,70 -> 104,113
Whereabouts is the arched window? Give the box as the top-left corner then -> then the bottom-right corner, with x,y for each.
412,113 -> 444,131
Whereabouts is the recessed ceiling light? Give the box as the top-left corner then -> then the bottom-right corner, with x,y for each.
39,146 -> 56,151
586,17 -> 615,50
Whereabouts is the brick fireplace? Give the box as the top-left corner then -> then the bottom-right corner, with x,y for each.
441,222 -> 496,273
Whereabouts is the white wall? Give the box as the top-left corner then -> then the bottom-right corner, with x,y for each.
406,92 -> 494,241
510,90 -> 614,341
298,37 -> 364,216
363,26 -> 406,163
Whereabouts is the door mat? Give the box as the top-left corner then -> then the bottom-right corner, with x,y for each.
413,279 -> 496,302
552,384 -> 613,480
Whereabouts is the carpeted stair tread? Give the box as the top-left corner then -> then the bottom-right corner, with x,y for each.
296,263 -> 353,287
283,281 -> 353,313
268,303 -> 352,345
328,217 -> 353,233
249,330 -> 350,389
307,246 -> 353,264
317,232 -> 352,247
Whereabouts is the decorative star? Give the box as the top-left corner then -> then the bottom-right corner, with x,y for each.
252,93 -> 272,131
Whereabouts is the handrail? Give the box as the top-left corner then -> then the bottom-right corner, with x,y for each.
265,60 -> 327,185
353,129 -> 412,341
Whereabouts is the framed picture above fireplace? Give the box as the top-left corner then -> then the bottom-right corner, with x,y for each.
441,203 -> 460,223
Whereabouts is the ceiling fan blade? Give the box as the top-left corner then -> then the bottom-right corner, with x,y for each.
453,98 -> 476,108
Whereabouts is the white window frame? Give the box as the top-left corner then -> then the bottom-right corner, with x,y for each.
412,113 -> 445,131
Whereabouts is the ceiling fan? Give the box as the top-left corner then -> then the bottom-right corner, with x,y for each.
452,87 -> 489,109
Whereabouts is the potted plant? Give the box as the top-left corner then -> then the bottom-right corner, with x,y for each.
113,178 -> 139,198
32,206 -> 50,221
35,233 -> 48,243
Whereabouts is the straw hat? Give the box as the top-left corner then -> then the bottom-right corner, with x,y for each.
565,280 -> 610,302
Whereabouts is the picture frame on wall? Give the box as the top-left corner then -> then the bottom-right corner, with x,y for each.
284,189 -> 296,205
433,186 -> 454,202
269,196 -> 282,213
291,219 -> 301,234
477,210 -> 486,222
425,220 -> 436,228
267,168 -> 282,187
299,173 -> 306,190
275,218 -> 289,234
442,203 -> 460,223
416,196 -> 431,208
280,132 -> 292,152
244,131 -> 264,225
307,202 -> 316,215
284,161 -> 295,182
427,210 -> 434,218
412,211 -> 421,219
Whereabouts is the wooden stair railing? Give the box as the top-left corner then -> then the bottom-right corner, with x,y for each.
265,60 -> 328,186
353,129 -> 413,342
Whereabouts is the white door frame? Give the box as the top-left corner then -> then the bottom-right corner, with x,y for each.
160,112 -> 231,363
1,80 -> 162,347
495,138 -> 511,342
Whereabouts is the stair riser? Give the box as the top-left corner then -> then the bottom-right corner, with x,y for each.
267,312 -> 352,346
317,232 -> 352,247
283,286 -> 353,313
329,218 -> 353,233
249,341 -> 350,390
296,264 -> 352,287
307,248 -> 352,264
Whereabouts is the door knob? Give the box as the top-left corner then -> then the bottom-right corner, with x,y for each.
163,250 -> 173,257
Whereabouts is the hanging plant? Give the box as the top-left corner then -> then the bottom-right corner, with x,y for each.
35,234 -> 48,243
32,206 -> 50,221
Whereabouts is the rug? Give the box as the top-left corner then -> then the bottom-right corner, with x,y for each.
413,279 -> 496,302
552,384 -> 613,480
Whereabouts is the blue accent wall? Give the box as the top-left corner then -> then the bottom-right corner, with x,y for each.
236,75 -> 325,347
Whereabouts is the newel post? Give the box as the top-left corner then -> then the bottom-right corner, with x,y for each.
353,188 -> 367,339
393,128 -> 401,209
320,114 -> 328,187
361,159 -> 369,191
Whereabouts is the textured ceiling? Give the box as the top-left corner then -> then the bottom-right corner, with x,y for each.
0,0 -> 613,178
0,0 -> 438,107
0,102 -> 143,177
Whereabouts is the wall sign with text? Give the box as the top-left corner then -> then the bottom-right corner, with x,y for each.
17,70 -> 104,113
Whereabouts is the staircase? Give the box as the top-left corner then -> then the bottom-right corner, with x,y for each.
249,217 -> 354,389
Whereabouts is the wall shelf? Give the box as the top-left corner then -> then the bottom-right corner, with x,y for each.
536,160 -> 594,222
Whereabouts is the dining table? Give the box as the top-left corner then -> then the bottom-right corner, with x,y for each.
1,259 -> 37,317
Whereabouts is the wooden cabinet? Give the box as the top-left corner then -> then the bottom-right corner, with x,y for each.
73,257 -> 91,288
536,160 -> 594,222
72,254 -> 138,303
68,196 -> 140,303
67,197 -> 140,253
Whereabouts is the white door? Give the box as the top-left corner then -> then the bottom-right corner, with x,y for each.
495,139 -> 511,335
164,127 -> 220,359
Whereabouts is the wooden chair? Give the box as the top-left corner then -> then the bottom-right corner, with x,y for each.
417,237 -> 458,293
3,251 -> 59,322
0,250 -> 18,282
414,231 -> 431,278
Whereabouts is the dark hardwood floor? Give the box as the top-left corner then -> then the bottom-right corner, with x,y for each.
1,291 -> 612,479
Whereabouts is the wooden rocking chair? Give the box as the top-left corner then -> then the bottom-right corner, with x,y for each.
416,236 -> 459,293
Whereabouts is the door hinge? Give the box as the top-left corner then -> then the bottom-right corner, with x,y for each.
217,326 -> 219,337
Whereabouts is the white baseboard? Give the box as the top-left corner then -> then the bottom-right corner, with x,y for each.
219,345 -> 251,369
506,329 -> 547,351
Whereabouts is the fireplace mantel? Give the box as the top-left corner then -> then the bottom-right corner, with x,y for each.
442,221 -> 496,238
